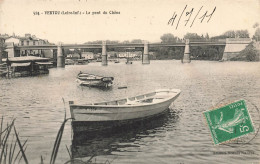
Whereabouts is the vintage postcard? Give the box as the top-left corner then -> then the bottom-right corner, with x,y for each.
0,0 -> 260,163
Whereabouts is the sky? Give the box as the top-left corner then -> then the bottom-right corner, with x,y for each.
0,0 -> 259,44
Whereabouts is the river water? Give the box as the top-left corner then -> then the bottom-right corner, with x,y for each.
0,60 -> 260,164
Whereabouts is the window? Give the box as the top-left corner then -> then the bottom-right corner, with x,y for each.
21,41 -> 24,46
33,41 -> 35,45
27,41 -> 29,45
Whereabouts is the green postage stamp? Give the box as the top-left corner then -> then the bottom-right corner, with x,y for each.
204,100 -> 254,145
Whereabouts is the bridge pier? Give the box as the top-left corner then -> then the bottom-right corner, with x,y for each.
142,41 -> 150,64
182,39 -> 191,63
57,43 -> 65,67
102,41 -> 108,66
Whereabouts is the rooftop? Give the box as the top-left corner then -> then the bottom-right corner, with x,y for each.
7,56 -> 50,62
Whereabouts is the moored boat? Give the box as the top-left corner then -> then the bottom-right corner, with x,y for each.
77,72 -> 114,88
69,89 -> 181,132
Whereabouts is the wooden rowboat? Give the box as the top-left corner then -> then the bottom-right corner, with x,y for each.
69,89 -> 181,132
77,72 -> 114,88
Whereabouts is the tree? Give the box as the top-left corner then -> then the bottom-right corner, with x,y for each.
253,22 -> 259,28
223,30 -> 236,38
74,48 -> 82,59
253,28 -> 260,41
245,43 -> 259,61
211,35 -> 227,40
212,30 -> 249,39
160,33 -> 179,43
235,30 -> 249,38
131,39 -> 142,43
230,42 -> 259,61
84,40 -> 102,44
106,40 -> 119,44
122,40 -> 130,44
184,33 -> 203,40
205,33 -> 210,40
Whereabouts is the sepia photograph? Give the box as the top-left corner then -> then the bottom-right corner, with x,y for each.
0,0 -> 260,163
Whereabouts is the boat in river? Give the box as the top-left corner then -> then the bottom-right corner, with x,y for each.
69,89 -> 181,132
114,59 -> 120,63
76,72 -> 114,88
125,60 -> 132,64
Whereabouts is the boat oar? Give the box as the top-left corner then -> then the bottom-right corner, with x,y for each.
118,86 -> 127,89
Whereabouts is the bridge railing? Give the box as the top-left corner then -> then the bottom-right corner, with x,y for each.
187,38 -> 226,42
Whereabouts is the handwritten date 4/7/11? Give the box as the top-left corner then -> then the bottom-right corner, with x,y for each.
168,5 -> 216,29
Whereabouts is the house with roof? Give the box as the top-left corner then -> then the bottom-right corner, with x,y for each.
81,52 -> 94,60
3,33 -> 53,59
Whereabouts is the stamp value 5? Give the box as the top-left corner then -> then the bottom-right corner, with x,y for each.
204,100 -> 254,145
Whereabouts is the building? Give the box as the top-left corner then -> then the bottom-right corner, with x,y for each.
82,52 -> 94,60
3,34 -> 52,58
19,34 -> 49,56
66,53 -> 80,59
107,51 -> 117,58
118,51 -> 142,59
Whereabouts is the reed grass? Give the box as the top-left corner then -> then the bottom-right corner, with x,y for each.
49,117 -> 71,164
14,126 -> 28,164
49,98 -> 73,164
0,116 -> 73,164
0,97 -> 92,164
0,117 -> 28,164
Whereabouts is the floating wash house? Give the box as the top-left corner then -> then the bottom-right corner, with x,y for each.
5,56 -> 53,77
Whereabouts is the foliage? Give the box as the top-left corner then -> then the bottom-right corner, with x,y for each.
211,30 -> 250,39
184,33 -> 203,40
155,32 -> 224,60
154,47 -> 184,60
0,117 -> 29,164
253,28 -> 260,41
160,33 -> 181,43
84,40 -> 102,44
253,22 -> 259,28
131,39 -> 142,43
50,117 -> 71,164
205,33 -> 210,40
0,99 -> 76,164
189,46 -> 223,60
230,42 -> 259,61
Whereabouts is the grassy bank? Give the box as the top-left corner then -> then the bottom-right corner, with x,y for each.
230,42 -> 260,61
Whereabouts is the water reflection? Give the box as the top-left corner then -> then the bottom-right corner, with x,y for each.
71,109 -> 180,159
77,85 -> 114,92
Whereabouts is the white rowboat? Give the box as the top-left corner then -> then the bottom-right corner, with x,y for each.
69,89 -> 181,132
